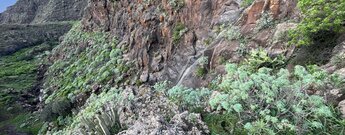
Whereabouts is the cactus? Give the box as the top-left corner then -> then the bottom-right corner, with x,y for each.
78,108 -> 120,135
96,114 -> 111,135
102,113 -> 111,126
49,88 -> 126,134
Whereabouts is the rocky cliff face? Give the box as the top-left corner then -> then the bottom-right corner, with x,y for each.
42,0 -> 325,134
80,0 -> 297,87
2,0 -> 345,134
0,0 -> 89,54
0,0 -> 88,24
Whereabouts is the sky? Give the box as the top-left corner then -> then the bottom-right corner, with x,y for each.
0,0 -> 17,13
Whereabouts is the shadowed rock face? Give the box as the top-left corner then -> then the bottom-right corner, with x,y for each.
81,0 -> 244,86
0,23 -> 72,56
0,0 -> 88,24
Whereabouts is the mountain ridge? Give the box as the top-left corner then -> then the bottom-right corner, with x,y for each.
0,0 -> 87,24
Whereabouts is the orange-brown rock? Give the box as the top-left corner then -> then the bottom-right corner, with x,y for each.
81,0 -> 245,84
210,40 -> 241,69
240,0 -> 297,26
81,0 -> 299,86
246,0 -> 266,24
270,0 -> 280,18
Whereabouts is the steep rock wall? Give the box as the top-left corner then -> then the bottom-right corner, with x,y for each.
80,0 -> 297,87
81,0 -> 243,86
0,0 -> 88,24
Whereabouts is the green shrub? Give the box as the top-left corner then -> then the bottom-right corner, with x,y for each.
208,75 -> 222,90
195,56 -> 209,77
40,97 -> 72,121
43,22 -> 126,106
0,43 -> 56,133
241,0 -> 254,7
244,48 -> 286,71
198,56 -> 208,65
153,80 -> 169,93
0,102 -> 44,135
169,0 -> 185,10
289,0 -> 345,46
254,12 -> 275,32
51,97 -> 72,116
46,88 -> 126,134
38,22 -> 131,134
209,63 -> 345,134
172,23 -> 188,44
0,43 -> 54,86
203,38 -> 212,46
236,38 -> 249,56
167,85 -> 212,110
195,67 -> 207,77
0,61 -> 36,78
223,25 -> 242,41
203,113 -> 246,135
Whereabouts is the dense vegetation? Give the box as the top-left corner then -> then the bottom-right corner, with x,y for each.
41,88 -> 127,134
209,63 -> 345,134
289,0 -> 345,46
39,22 -> 133,134
42,22 -> 128,105
155,49 -> 345,134
0,42 -> 56,134
152,0 -> 345,134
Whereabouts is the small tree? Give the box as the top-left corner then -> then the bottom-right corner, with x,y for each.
289,0 -> 345,46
